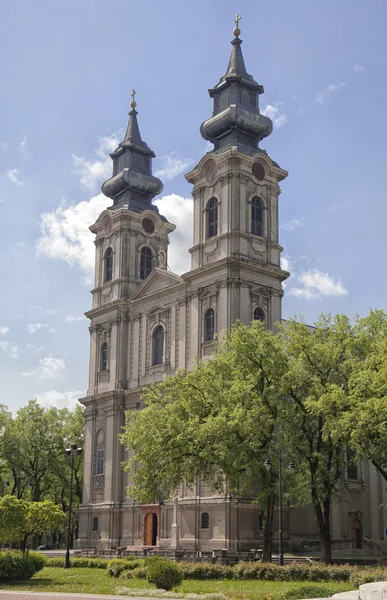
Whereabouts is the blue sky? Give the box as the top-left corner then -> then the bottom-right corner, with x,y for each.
1,0 -> 387,412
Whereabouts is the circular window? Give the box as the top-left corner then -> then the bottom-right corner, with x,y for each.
142,218 -> 155,234
205,160 -> 218,183
252,162 -> 265,181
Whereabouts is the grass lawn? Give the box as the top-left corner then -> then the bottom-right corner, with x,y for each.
0,567 -> 355,599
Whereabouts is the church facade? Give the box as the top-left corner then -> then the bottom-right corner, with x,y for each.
77,24 -> 387,554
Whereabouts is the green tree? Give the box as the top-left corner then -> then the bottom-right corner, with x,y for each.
278,315 -> 354,564
0,495 -> 28,545
121,321 -> 289,561
22,500 -> 65,550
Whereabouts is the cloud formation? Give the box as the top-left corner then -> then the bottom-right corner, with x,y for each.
288,269 -> 347,300
22,356 -> 66,379
0,341 -> 18,358
352,64 -> 365,74
36,389 -> 84,409
155,152 -> 194,181
65,316 -> 84,322
155,194 -> 193,274
280,217 -> 305,231
26,323 -> 46,334
0,326 -> 9,336
37,193 -> 111,284
7,169 -> 24,185
315,82 -> 346,104
72,134 -> 120,191
261,104 -> 287,128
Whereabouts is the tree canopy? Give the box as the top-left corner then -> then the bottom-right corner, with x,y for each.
122,311 -> 387,564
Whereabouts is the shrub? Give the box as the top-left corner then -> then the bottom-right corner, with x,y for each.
28,551 -> 47,572
107,558 -> 145,578
0,552 -> 37,582
146,558 -> 183,590
46,557 -> 65,567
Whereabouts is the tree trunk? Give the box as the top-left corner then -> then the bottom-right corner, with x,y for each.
262,493 -> 274,562
313,499 -> 332,564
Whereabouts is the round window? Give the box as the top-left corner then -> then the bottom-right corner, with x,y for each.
142,218 -> 155,234
252,162 -> 265,181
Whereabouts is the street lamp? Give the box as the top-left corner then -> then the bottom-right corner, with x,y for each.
264,451 -> 295,566
64,443 -> 82,569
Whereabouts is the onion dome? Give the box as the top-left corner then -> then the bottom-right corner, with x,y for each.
102,90 -> 164,212
200,18 -> 273,156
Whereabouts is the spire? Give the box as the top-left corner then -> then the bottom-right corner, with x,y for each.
124,89 -> 144,145
200,16 -> 273,156
225,16 -> 248,79
101,90 -> 164,212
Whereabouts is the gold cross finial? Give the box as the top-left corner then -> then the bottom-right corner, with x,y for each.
233,14 -> 241,37
130,89 -> 137,109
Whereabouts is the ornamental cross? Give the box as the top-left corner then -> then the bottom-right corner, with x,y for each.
131,89 -> 136,103
234,14 -> 241,28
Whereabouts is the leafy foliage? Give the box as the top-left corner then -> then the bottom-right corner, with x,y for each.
146,559 -> 184,590
0,551 -> 39,581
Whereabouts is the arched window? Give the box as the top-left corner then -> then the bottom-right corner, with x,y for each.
104,247 -> 113,282
153,326 -> 164,366
347,447 -> 358,480
251,197 -> 263,236
100,342 -> 108,371
253,307 -> 265,323
96,448 -> 104,475
201,512 -> 209,529
207,198 -> 218,239
140,247 -> 153,280
204,308 -> 215,342
92,516 -> 99,531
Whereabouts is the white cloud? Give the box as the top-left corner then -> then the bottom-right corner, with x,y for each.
22,356 -> 65,379
37,193 -> 111,284
20,135 -> 28,149
0,341 -> 19,358
280,217 -> 305,231
26,323 -> 46,334
352,64 -> 365,74
43,308 -> 58,315
72,134 -> 120,191
280,256 -> 292,273
154,194 -> 193,274
7,169 -> 25,186
261,104 -> 287,128
155,152 -> 194,181
288,269 -> 347,300
36,389 -> 84,410
0,326 -> 9,336
65,316 -> 84,322
315,82 -> 346,104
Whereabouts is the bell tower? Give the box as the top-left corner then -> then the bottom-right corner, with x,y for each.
185,18 -> 289,334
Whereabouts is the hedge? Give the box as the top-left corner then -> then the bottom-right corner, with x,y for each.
0,552 -> 41,582
146,559 -> 184,590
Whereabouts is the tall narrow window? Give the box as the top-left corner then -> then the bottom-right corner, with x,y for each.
92,516 -> 99,531
201,512 -> 209,529
254,307 -> 265,323
251,197 -> 263,236
140,247 -> 153,280
153,326 -> 164,366
104,247 -> 113,282
96,448 -> 104,475
207,198 -> 218,239
204,308 -> 215,342
100,342 -> 108,371
347,448 -> 359,480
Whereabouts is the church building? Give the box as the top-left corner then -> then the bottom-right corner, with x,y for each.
77,21 -> 387,554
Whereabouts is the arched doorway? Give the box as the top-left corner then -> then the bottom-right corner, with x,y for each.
351,519 -> 363,549
144,512 -> 158,546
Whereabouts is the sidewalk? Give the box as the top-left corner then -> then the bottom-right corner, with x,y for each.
0,593 -> 173,600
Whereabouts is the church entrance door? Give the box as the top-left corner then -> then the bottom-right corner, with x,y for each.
144,512 -> 158,546
351,519 -> 363,549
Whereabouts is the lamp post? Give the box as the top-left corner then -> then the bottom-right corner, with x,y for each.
65,443 -> 82,569
264,451 -> 295,566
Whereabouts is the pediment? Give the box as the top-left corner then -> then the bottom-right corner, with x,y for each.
131,268 -> 184,301
251,286 -> 271,298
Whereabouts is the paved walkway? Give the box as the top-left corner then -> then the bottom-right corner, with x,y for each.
0,593 -> 168,600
